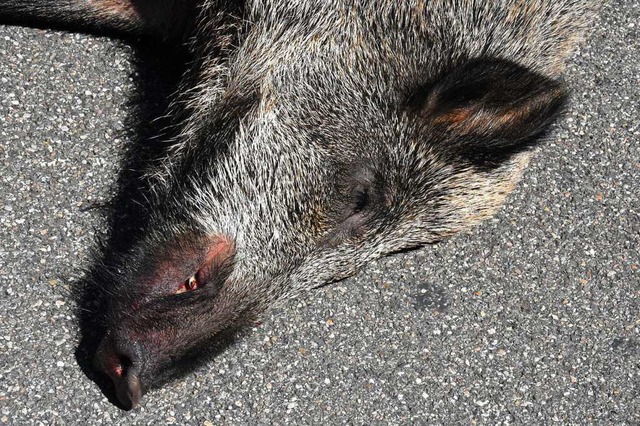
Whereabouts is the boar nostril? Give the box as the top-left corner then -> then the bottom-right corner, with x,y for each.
95,336 -> 145,410
113,352 -> 132,378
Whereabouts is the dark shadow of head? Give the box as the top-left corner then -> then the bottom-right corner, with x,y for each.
71,39 -> 238,409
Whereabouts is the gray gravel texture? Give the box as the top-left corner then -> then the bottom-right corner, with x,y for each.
1,2 -> 639,425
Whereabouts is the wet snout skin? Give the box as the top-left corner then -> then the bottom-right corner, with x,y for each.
94,335 -> 145,410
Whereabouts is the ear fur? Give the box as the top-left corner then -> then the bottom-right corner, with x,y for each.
411,58 -> 568,154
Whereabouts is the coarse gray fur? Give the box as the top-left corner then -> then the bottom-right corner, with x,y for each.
150,0 -> 599,307
112,0 -> 600,404
0,0 -> 601,409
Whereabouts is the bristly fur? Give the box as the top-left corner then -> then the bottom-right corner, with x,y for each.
1,0 -> 599,408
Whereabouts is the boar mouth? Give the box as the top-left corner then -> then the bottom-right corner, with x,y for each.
94,335 -> 145,410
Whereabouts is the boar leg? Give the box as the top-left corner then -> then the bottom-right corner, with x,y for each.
0,0 -> 198,42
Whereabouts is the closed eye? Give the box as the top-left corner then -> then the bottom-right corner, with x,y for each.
353,186 -> 370,214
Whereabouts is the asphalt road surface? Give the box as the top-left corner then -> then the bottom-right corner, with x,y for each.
1,2 -> 638,424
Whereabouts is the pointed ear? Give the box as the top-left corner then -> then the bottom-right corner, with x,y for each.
411,58 -> 568,153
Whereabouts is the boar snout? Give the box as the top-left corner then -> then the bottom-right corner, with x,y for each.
95,334 -> 145,410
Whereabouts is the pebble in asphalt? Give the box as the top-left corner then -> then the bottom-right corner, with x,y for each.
0,2 -> 638,424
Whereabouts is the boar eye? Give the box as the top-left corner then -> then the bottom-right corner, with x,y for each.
175,276 -> 199,294
352,186 -> 370,214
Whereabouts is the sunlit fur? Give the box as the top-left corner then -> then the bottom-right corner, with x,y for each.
1,0 -> 600,401
143,0 -> 599,306
110,0 -> 602,388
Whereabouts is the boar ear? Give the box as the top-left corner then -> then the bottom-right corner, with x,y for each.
412,58 -> 568,154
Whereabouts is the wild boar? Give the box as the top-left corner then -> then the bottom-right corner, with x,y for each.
0,0 -> 599,409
